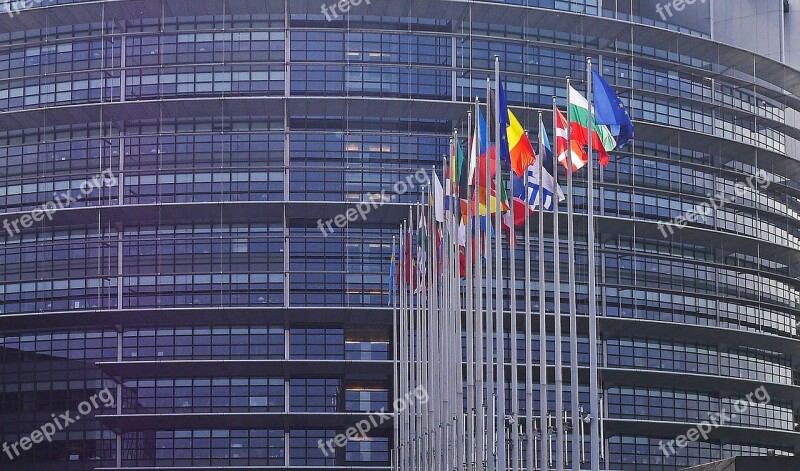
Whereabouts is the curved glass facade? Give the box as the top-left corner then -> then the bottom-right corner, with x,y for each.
0,1 -> 798,470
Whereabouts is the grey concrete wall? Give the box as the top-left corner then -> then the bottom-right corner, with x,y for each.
786,0 -> 800,70
713,0 -> 784,62
683,456 -> 800,471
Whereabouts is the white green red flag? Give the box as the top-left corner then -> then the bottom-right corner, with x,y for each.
568,84 -> 616,166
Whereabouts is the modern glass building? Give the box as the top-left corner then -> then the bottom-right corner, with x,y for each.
0,1 -> 798,470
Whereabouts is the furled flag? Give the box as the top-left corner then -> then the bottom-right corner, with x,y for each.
556,107 -> 589,172
415,211 -> 428,288
387,239 -> 396,306
498,82 -> 511,165
467,104 -> 488,185
568,84 -> 616,166
592,69 -> 635,149
432,170 -> 445,223
402,229 -> 416,288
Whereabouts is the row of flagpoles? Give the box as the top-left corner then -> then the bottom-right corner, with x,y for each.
390,56 -> 634,471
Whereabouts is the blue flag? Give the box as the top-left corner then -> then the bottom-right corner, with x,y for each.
539,115 -> 554,172
498,81 -> 512,165
592,69 -> 634,149
509,117 -> 564,211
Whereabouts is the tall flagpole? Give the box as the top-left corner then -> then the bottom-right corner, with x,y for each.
465,109 -> 476,471
586,57 -> 601,471
452,131 -> 465,471
565,77 -> 581,470
493,55 -> 507,471
407,208 -> 418,471
433,183 -> 442,471
414,200 -> 423,471
509,164 -> 519,471
524,128 -> 534,471
540,110 -> 551,471
456,136 -> 466,471
473,96 -> 486,471
470,100 -> 489,471
484,76 -> 496,471
426,181 -> 437,471
552,94 -> 565,471
399,224 -> 406,471
391,234 -> 398,471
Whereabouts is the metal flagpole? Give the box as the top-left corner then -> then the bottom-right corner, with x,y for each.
484,76 -> 496,471
465,109 -> 476,471
434,177 -> 444,471
565,76 -> 581,471
440,161 -> 452,469
492,54 -> 507,471
523,124 -> 533,470
447,138 -> 456,471
408,206 -> 418,470
586,57 -> 601,471
433,164 -> 443,471
473,97 -> 486,471
443,153 -> 454,471
540,111 -> 550,471
425,188 -> 432,471
448,130 -> 466,471
552,95 -> 564,471
391,234 -> 398,471
426,182 -> 437,471
401,218 -> 415,469
404,221 -> 412,471
508,164 -> 519,471
403,219 -> 411,471
452,143 -> 461,471
398,224 -> 406,471
414,200 -> 423,471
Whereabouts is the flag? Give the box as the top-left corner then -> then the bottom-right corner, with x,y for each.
514,119 -> 566,210
540,114 -> 555,170
450,140 -> 463,209
467,105 -> 488,185
476,147 -> 498,189
568,84 -> 616,166
432,170 -> 445,223
402,229 -> 416,287
507,108 -> 537,178
497,81 -> 512,165
456,221 -> 468,278
512,164 -> 566,211
462,188 -> 507,216
556,107 -> 589,172
416,211 -> 428,288
387,240 -> 396,305
592,69 -> 635,148
502,208 -> 518,247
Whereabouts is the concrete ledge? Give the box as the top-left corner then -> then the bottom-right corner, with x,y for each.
683,457 -> 800,471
